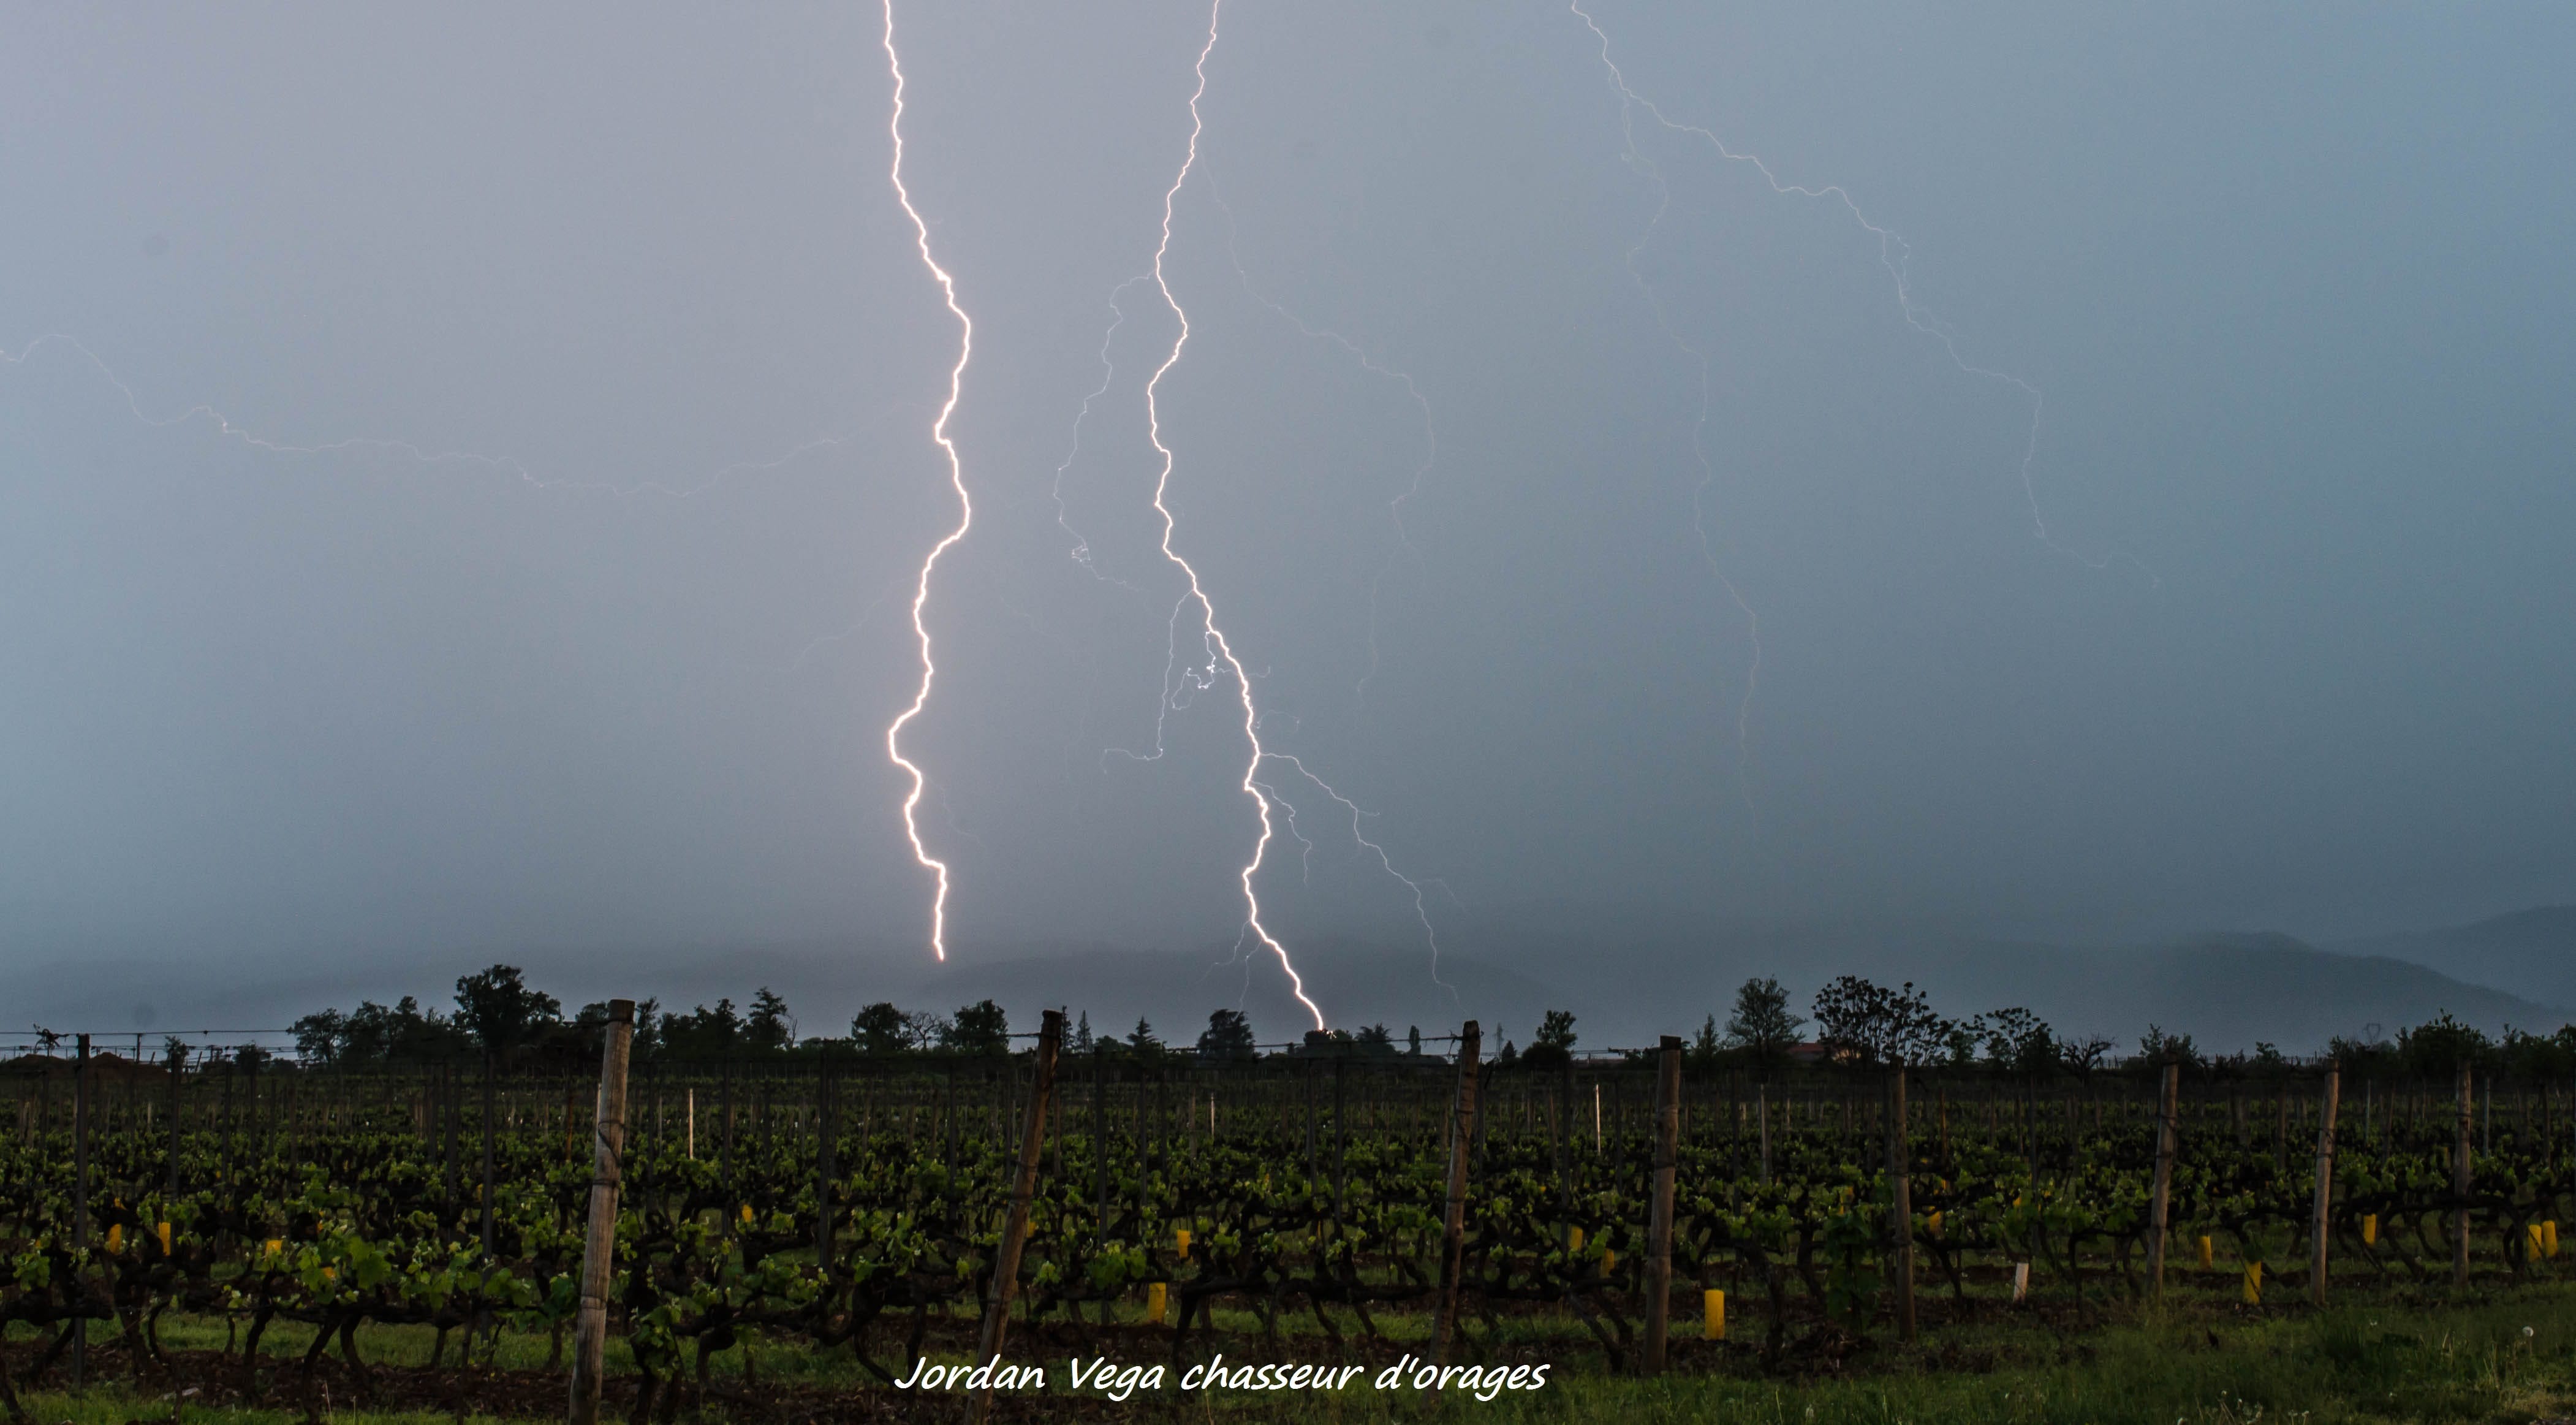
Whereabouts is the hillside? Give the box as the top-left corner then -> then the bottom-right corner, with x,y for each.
7,915 -> 2564,1058
2332,906 -> 2576,1010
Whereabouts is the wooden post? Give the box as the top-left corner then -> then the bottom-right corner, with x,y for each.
567,1000 -> 633,1425
975,1011 -> 1061,1424
2310,1065 -> 2340,1305
1644,1035 -> 1682,1374
1431,1021 -> 1483,1365
73,1036 -> 90,1391
816,1055 -> 838,1271
1553,1056 -> 1574,1212
166,1042 -> 184,1202
1093,1044 -> 1108,1253
480,1047 -> 498,1255
1888,1067 -> 1915,1342
2145,1060 -> 2180,1299
2454,1060 -> 2474,1287
1758,1082 -> 1771,1184
1333,1055 -> 1351,1236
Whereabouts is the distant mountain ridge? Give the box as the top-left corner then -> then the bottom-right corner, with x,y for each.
2330,906 -> 2576,1011
4,910 -> 2567,1058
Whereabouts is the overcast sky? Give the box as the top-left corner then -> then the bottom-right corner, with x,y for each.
4,1 -> 2571,1013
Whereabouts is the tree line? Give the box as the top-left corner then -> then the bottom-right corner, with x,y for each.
238,963 -> 2576,1079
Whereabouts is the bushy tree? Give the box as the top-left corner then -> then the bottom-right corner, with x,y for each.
942,1000 -> 1010,1056
746,989 -> 796,1052
1072,1012 -> 1093,1054
453,965 -> 561,1055
294,996 -> 468,1064
1724,978 -> 1806,1062
1197,1008 -> 1256,1061
1688,1014 -> 1724,1069
659,999 -> 743,1059
1354,1024 -> 1393,1047
2398,1013 -> 2490,1077
1811,976 -> 1953,1067
850,1002 -> 912,1057
1127,1018 -> 1163,1058
1974,1007 -> 2059,1076
2135,1023 -> 2205,1070
1523,1010 -> 1578,1070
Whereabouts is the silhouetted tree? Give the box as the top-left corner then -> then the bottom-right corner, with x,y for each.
746,988 -> 796,1052
2398,1013 -> 2489,1077
850,1002 -> 911,1057
1810,975 -> 1952,1067
660,999 -> 744,1059
2135,1023 -> 2205,1070
1197,1009 -> 1256,1061
1127,1018 -> 1162,1058
942,1000 -> 1009,1056
1724,978 -> 1806,1063
1524,1010 -> 1578,1070
1975,1007 -> 2059,1076
454,965 -> 561,1055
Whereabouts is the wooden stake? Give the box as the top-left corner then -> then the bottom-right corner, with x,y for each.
974,1011 -> 1062,1424
1644,1036 -> 1681,1374
2310,1065 -> 2339,1306
2145,1060 -> 2180,1299
2454,1060 -> 2473,1287
1888,1067 -> 1915,1342
567,1000 -> 633,1425
1432,1021 -> 1483,1365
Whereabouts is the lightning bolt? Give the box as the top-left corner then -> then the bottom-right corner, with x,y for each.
1262,751 -> 1458,1007
1140,0 -> 1324,1030
1067,6 -> 1458,1017
1050,278 -> 1157,595
1202,176 -> 1437,709
879,0 -> 976,962
1569,0 -> 2154,593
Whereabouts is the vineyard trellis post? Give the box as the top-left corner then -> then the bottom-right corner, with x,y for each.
72,1033 -> 89,1389
817,1052 -> 838,1272
2453,1060 -> 2473,1286
2311,1063 -> 2339,1306
166,1041 -> 184,1201
567,998 -> 633,1425
1888,1066 -> 1915,1342
481,1047 -> 498,1255
1758,1082 -> 1771,1185
1553,1056 -> 1574,1210
1333,1055 -> 1351,1231
974,1009 -> 1061,1424
1091,1044 -> 1108,1266
2146,1060 -> 2179,1299
1432,1020 -> 1482,1366
1644,1035 -> 1681,1374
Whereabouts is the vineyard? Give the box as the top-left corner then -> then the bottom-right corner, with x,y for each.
4,1002 -> 2575,1423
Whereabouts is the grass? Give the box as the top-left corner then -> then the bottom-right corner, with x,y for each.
13,1285 -> 2576,1424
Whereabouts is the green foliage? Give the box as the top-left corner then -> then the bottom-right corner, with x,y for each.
453,964 -> 562,1054
1525,1009 -> 1578,1070
1812,975 -> 1953,1066
1724,977 -> 1806,1062
941,1000 -> 1009,1056
1196,1008 -> 1256,1062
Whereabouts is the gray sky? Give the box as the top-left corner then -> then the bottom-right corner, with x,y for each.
5,1 -> 2572,1019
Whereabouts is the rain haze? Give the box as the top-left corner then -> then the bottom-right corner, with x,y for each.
5,2 -> 2572,1052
